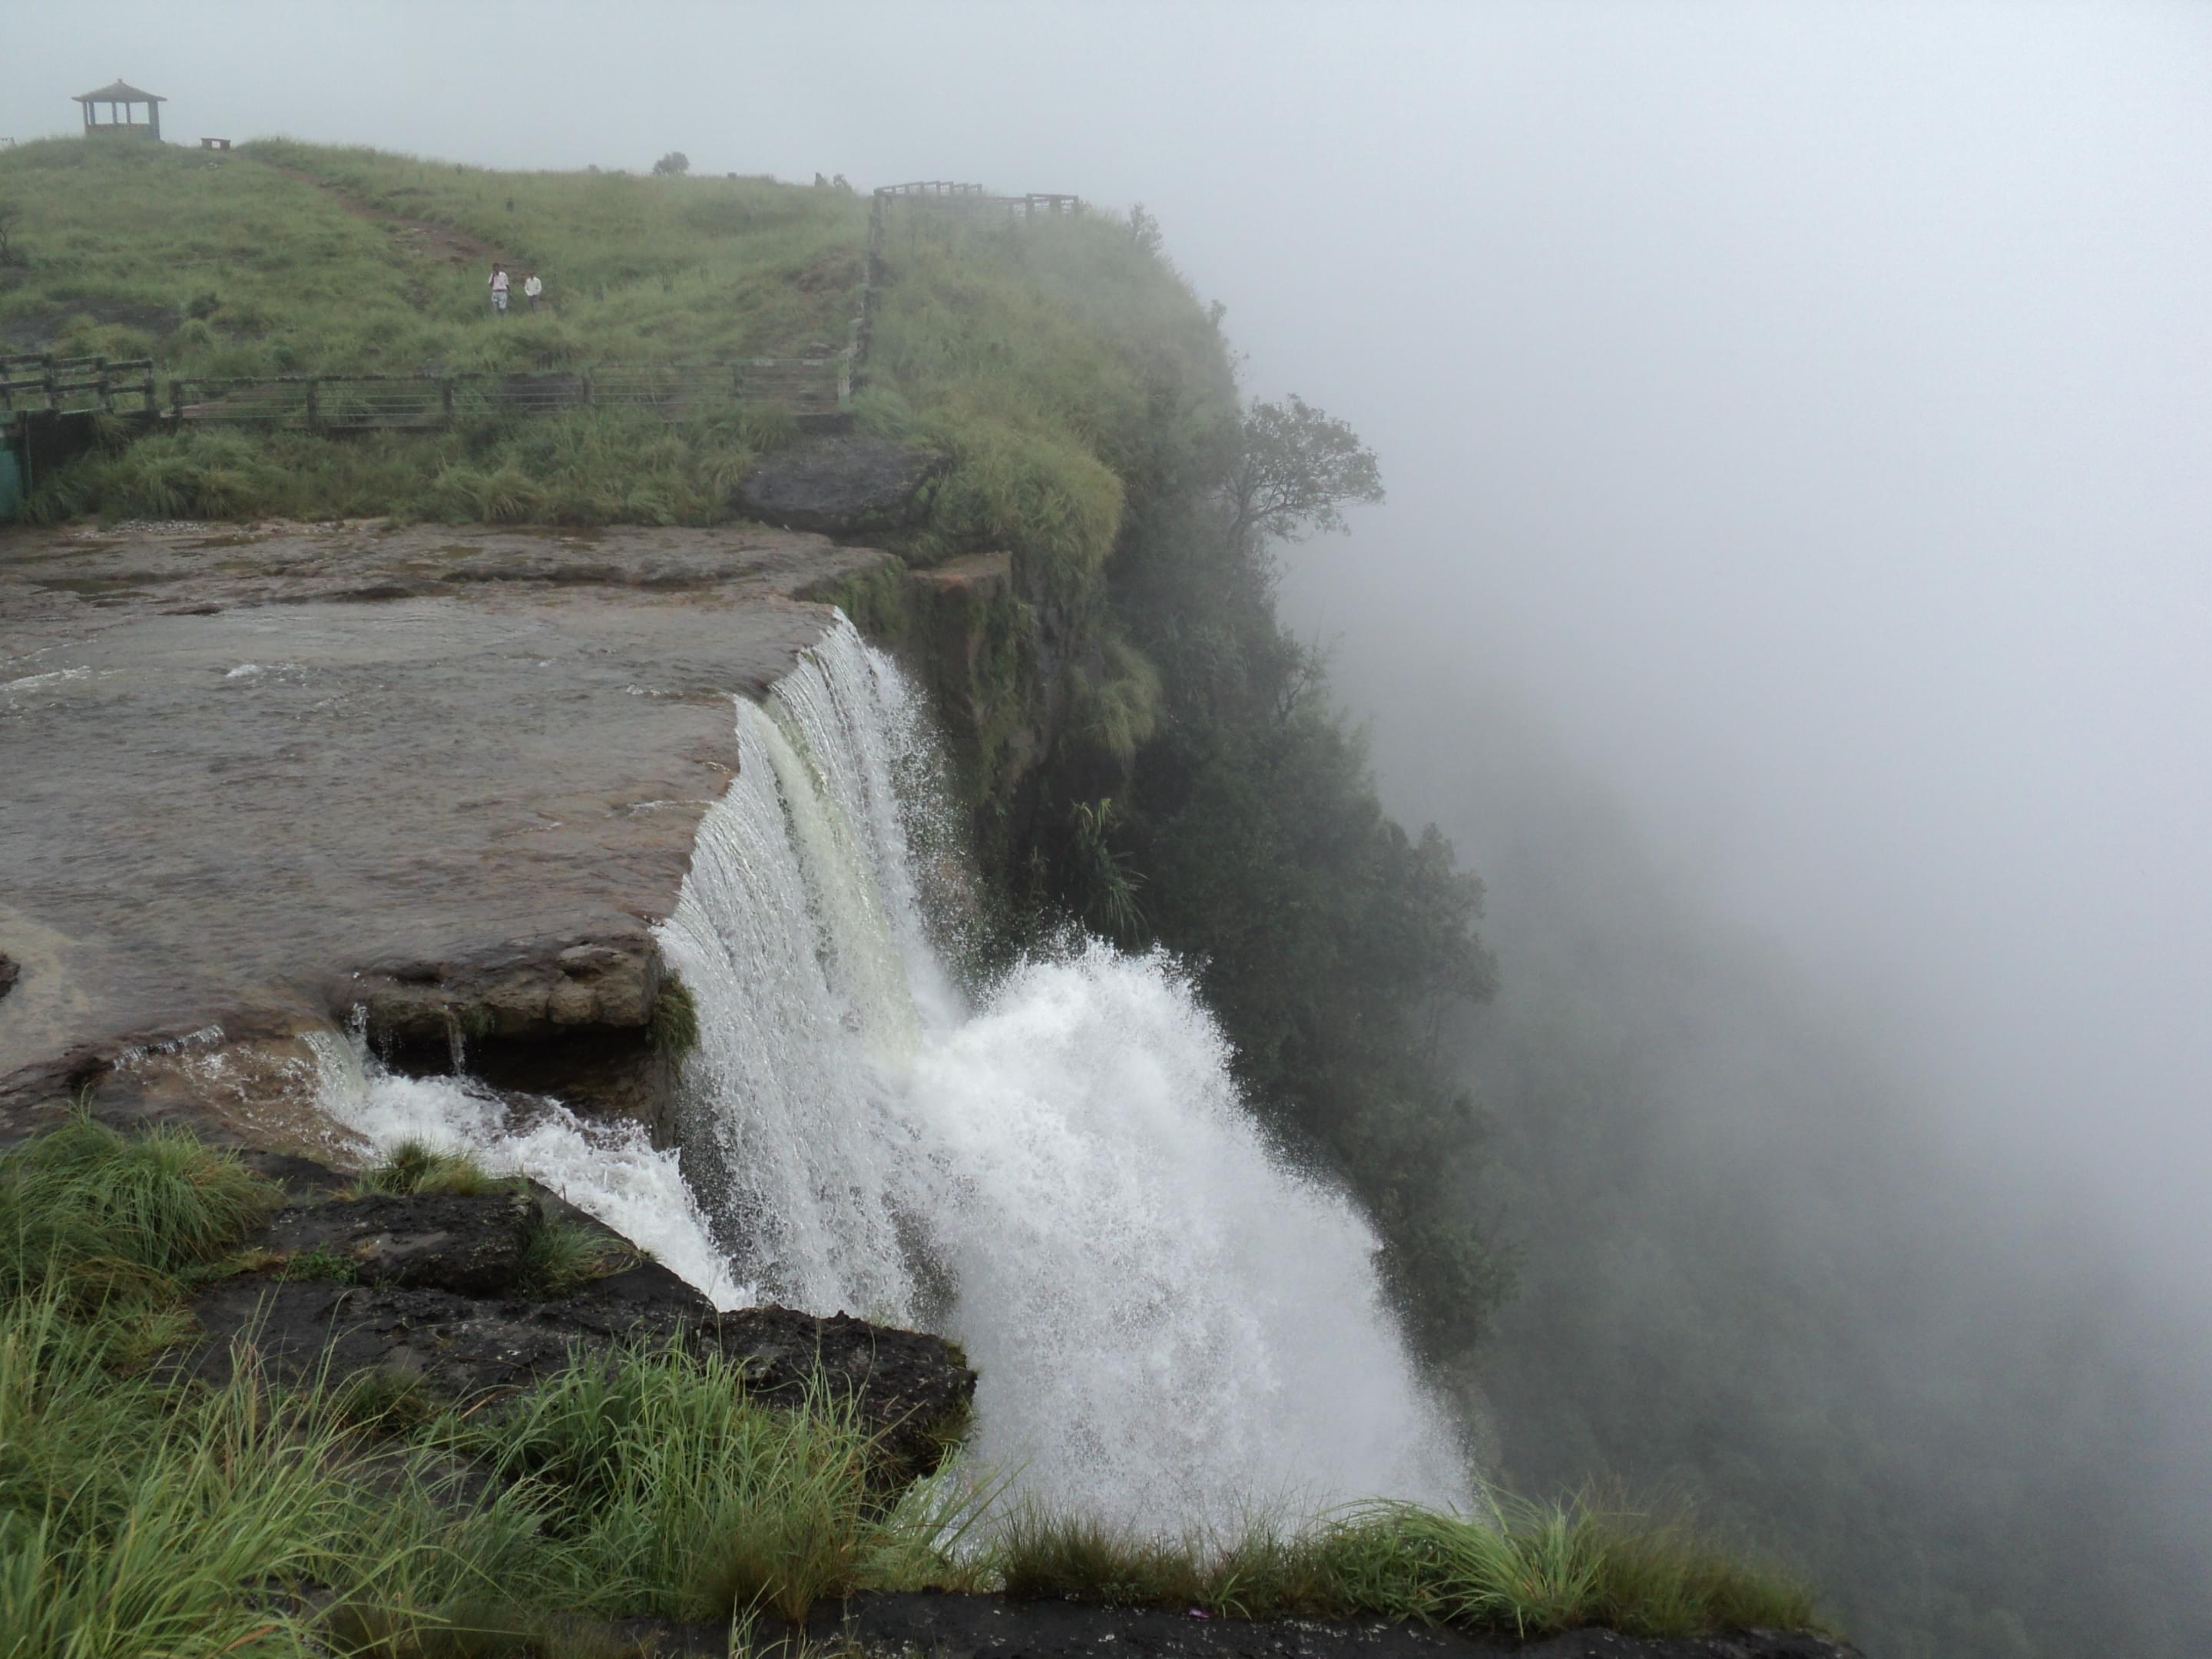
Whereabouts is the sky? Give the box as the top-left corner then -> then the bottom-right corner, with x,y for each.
9,2 -> 2209,1302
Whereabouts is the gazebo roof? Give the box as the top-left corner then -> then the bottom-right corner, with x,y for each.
75,80 -> 164,105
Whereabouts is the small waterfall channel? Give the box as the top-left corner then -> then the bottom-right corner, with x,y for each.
318,614 -> 1468,1525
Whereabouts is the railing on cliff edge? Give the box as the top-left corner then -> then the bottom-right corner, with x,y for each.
0,353 -> 158,419
3,180 -> 1083,442
164,356 -> 849,433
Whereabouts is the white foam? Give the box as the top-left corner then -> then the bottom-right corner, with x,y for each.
307,1030 -> 743,1308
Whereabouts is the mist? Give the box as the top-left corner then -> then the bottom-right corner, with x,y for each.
8,1 -> 2208,1648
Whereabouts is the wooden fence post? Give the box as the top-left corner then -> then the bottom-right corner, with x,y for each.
171,379 -> 186,421
442,377 -> 455,429
93,357 -> 111,413
304,377 -> 320,432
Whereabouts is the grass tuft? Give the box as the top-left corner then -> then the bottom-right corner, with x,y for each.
356,1139 -> 504,1197
0,1114 -> 282,1313
988,1495 -> 1825,1638
443,1342 -> 981,1622
275,1244 -> 359,1285
515,1200 -> 633,1300
650,974 -> 700,1058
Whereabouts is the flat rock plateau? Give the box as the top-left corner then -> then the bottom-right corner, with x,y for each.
0,518 -> 889,1137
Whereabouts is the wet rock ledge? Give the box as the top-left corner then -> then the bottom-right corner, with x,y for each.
190,1152 -> 975,1482
0,520 -> 896,1141
810,1596 -> 1860,1659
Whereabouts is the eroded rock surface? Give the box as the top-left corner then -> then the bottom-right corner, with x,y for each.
735,435 -> 948,535
0,520 -> 893,1129
193,1172 -> 976,1477
253,1190 -> 538,1295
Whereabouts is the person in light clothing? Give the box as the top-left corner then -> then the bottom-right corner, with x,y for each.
523,272 -> 544,313
488,263 -> 509,315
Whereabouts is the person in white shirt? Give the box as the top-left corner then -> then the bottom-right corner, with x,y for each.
523,273 -> 544,313
488,264 -> 510,315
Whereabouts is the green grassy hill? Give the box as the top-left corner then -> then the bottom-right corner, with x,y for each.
0,136 -> 1230,555
0,137 -> 866,374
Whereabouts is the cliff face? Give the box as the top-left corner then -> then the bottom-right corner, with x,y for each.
0,519 -> 901,1144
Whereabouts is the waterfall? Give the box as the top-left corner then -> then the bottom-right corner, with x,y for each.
657,616 -> 1470,1522
316,613 -> 1467,1524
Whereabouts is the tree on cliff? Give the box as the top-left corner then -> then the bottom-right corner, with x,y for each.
1082,385 -> 1512,1357
651,151 -> 690,177
1225,395 -> 1385,548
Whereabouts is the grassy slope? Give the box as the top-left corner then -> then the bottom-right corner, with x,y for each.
0,136 -> 865,374
0,1119 -> 1821,1656
0,137 -> 1220,558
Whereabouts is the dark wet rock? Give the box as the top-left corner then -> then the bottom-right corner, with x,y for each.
705,1305 -> 976,1479
249,1594 -> 1853,1659
339,932 -> 685,1139
0,955 -> 17,1002
736,435 -> 949,535
234,1150 -> 354,1203
187,1220 -> 977,1479
806,1594 -> 1862,1659
348,929 -> 660,1047
253,1190 -> 533,1296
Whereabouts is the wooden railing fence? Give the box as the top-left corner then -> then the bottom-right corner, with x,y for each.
4,180 -> 1080,441
0,353 -> 157,416
166,356 -> 848,432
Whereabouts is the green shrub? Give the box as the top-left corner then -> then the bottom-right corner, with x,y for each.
920,414 -> 1124,604
1071,636 -> 1161,766
1065,797 -> 1145,942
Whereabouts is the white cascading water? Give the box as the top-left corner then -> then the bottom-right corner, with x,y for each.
656,616 -> 1470,1523
316,613 -> 1466,1525
308,1031 -> 744,1309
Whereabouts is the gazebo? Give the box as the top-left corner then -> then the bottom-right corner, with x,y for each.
75,80 -> 164,141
